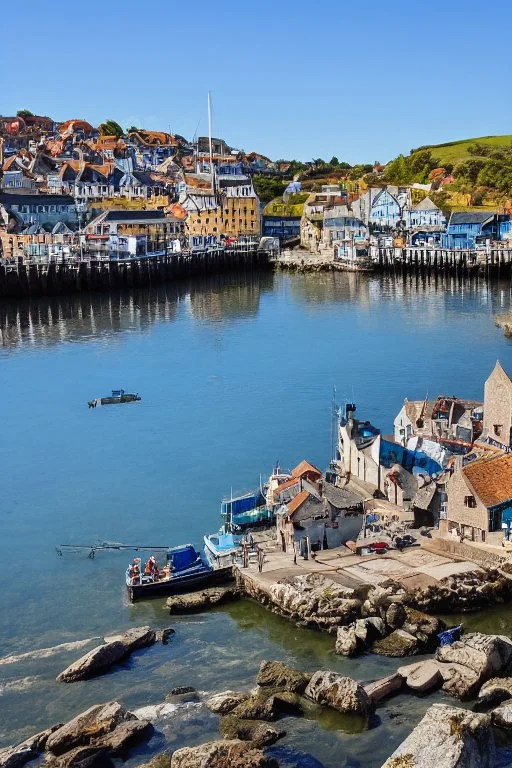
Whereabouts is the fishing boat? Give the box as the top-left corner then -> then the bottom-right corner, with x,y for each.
88,389 -> 141,408
125,543 -> 231,601
221,465 -> 293,532
203,530 -> 241,569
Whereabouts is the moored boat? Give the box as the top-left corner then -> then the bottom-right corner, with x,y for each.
203,530 -> 241,569
221,465 -> 293,532
88,389 -> 141,408
125,543 -> 231,601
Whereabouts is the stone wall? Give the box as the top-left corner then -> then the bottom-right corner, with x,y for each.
424,537 -> 508,569
446,467 -> 488,537
483,361 -> 512,447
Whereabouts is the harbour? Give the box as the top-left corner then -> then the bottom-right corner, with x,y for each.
3,269 -> 512,767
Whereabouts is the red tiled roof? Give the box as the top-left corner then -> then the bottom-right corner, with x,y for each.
274,477 -> 300,497
286,490 -> 309,517
463,453 -> 512,507
291,460 -> 322,479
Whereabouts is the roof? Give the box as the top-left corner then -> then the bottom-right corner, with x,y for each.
413,196 -> 440,211
291,460 -> 322,479
449,212 -> 495,225
273,477 -> 301,496
285,490 -> 310,516
0,192 -> 75,206
103,210 -> 165,221
463,453 -> 512,508
322,483 -> 363,509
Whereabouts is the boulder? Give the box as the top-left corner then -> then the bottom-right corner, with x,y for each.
0,726 -> 63,768
58,628 -> 155,682
256,660 -> 311,693
364,673 -> 403,704
170,739 -> 278,768
219,716 -> 285,747
381,703 -> 495,768
476,677 -> 512,709
52,746 -> 113,768
305,671 -> 373,715
230,692 -> 278,721
205,691 -> 251,715
335,616 -> 386,657
397,660 -> 442,693
156,628 -> 175,645
372,629 -> 419,657
89,720 -> 153,755
362,581 -> 407,619
402,607 -> 443,649
46,702 -> 134,756
168,686 -> 195,696
490,701 -> 512,729
436,633 -> 512,700
385,602 -> 407,630
166,585 -> 239,613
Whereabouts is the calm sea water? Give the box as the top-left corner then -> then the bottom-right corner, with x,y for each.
2,270 -> 512,766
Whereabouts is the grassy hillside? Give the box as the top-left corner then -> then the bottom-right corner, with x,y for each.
413,135 -> 512,166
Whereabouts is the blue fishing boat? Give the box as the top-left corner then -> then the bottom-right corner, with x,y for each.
125,543 -> 230,601
88,390 -> 141,408
204,531 -> 241,569
221,466 -> 292,532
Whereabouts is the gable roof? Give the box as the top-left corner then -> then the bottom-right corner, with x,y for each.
449,212 -> 495,226
463,453 -> 512,507
413,196 -> 440,211
291,460 -> 322,479
486,360 -> 512,386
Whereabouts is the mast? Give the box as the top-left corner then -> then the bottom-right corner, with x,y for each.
208,92 -> 214,194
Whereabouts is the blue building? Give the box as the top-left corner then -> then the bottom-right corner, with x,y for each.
262,215 -> 301,240
498,215 -> 512,242
369,188 -> 408,229
442,212 -> 497,249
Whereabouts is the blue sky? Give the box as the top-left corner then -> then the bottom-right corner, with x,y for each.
4,0 -> 512,164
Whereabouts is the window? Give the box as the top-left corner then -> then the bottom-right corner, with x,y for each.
464,495 -> 476,508
494,425 -> 503,437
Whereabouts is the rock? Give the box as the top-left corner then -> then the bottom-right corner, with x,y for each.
408,569 -> 512,614
53,746 -> 113,768
476,677 -> 512,709
169,686 -> 195,696
219,716 -> 286,747
46,702 -> 134,756
256,660 -> 311,693
436,633 -> 512,699
402,608 -> 443,649
156,628 -> 175,645
266,573 -> 362,631
0,726 -> 63,768
381,703 -> 495,768
335,617 -> 386,656
170,739 -> 278,768
362,581 -> 407,620
490,701 -> 512,728
131,703 -> 178,720
364,673 -> 403,704
230,692 -> 278,721
385,602 -> 407,630
166,585 -> 239,613
397,660 -> 442,693
58,628 -> 155,682
89,720 -> 153,755
205,691 -> 251,715
372,629 -> 419,657
305,671 -> 373,715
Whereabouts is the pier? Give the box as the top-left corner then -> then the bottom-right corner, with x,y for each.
0,245 -> 271,299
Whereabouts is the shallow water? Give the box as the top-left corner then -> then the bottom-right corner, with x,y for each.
2,270 -> 512,765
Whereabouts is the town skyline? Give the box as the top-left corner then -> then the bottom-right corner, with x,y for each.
4,0 -> 512,163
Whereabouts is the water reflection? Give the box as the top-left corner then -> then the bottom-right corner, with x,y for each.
0,270 -> 275,351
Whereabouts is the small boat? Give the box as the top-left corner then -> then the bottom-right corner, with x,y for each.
126,543 -> 231,601
221,465 -> 293,532
204,530 -> 241,569
88,390 -> 141,408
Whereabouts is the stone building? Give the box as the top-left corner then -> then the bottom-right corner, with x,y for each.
445,453 -> 512,542
483,361 -> 512,449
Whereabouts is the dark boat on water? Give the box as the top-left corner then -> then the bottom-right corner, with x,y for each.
126,543 -> 232,601
88,390 -> 141,408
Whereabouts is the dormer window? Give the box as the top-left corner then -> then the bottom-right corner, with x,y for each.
464,495 -> 476,508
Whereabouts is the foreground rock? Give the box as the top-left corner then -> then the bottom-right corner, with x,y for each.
491,701 -> 512,729
305,671 -> 373,715
219,716 -> 285,747
0,726 -> 62,768
57,627 -> 156,682
476,677 -> 512,709
372,629 -> 419,657
256,660 -> 311,694
335,617 -> 386,656
46,701 -> 151,758
205,691 -> 251,715
435,632 -> 512,699
264,573 -> 362,631
170,739 -> 278,768
382,703 -> 495,768
397,660 -> 442,693
364,673 -> 403,704
166,585 -> 239,613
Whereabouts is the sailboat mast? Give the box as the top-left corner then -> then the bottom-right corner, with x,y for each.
208,92 -> 214,193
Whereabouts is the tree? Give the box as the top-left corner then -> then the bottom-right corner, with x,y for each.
127,126 -> 141,133
17,109 -> 33,118
329,156 -> 339,166
98,119 -> 124,138
252,176 -> 287,204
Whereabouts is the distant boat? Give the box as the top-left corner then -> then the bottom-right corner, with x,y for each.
88,390 -> 141,408
126,543 -> 231,601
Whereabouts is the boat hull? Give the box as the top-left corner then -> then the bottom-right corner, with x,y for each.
126,565 -> 233,601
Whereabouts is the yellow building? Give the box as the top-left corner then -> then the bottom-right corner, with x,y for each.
181,174 -> 260,241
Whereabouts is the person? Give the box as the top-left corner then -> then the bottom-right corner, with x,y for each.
130,560 -> 140,585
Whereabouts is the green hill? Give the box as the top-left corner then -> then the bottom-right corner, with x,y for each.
411,135 -> 512,166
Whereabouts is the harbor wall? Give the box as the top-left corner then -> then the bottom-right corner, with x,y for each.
0,248 -> 269,299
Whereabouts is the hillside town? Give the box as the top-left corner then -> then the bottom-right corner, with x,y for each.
2,112 -> 512,271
